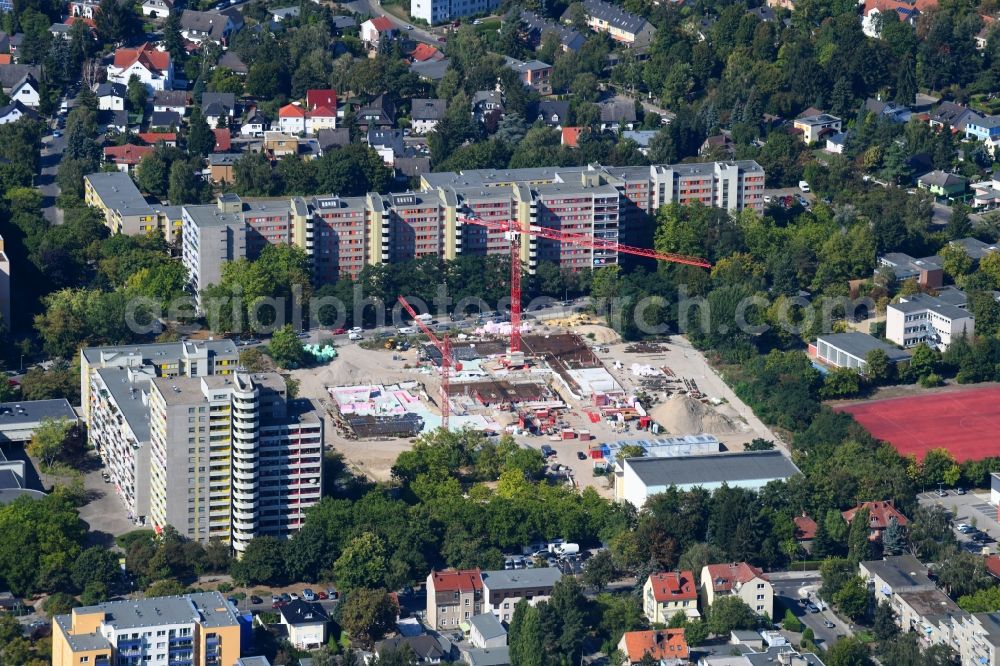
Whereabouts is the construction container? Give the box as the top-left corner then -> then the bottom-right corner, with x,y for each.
593,393 -> 609,407
561,429 -> 576,440
579,430 -> 592,442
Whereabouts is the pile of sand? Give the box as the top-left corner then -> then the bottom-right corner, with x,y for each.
650,393 -> 745,435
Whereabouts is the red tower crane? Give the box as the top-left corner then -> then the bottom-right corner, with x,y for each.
457,214 -> 713,354
398,295 -> 461,431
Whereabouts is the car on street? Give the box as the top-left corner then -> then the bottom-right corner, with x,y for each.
824,620 -> 835,628
805,603 -> 820,613
397,326 -> 416,334
406,24 -> 413,29
250,596 -> 262,605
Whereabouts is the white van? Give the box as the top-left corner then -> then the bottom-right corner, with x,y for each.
414,313 -> 433,322
798,180 -> 810,193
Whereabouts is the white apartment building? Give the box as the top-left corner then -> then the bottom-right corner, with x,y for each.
409,0 -> 500,25
181,194 -> 248,302
147,372 -> 322,553
83,342 -> 321,552
886,292 -> 975,350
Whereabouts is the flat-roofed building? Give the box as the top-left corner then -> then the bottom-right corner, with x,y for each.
52,591 -> 240,666
84,171 -> 156,235
481,568 -> 562,623
181,195 -> 248,300
147,373 -> 322,552
0,398 -> 77,501
615,450 -> 801,507
812,333 -> 909,374
886,292 -> 975,350
793,113 -> 842,143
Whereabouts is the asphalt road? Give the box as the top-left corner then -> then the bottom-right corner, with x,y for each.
770,573 -> 853,649
39,129 -> 67,225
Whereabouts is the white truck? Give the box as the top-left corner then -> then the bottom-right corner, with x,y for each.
548,542 -> 579,556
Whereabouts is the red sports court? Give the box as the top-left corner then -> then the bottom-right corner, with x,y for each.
838,386 -> 1000,462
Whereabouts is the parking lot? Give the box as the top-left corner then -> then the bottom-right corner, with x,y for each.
918,488 -> 1000,554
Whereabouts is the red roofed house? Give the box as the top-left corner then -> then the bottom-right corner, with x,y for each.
617,629 -> 689,666
425,569 -> 483,631
701,562 -> 773,617
137,132 -> 177,146
104,144 -> 153,173
361,16 -> 397,48
213,128 -> 231,152
561,126 -> 584,147
862,0 -> 938,38
306,89 -> 337,112
307,106 -> 337,133
409,43 -> 444,63
278,103 -> 307,134
107,43 -> 174,92
794,512 -> 818,552
842,500 -> 908,541
642,571 -> 699,623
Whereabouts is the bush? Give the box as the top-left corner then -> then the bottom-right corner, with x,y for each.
919,372 -> 942,388
43,592 -> 80,617
217,582 -> 233,593
782,608 -> 803,632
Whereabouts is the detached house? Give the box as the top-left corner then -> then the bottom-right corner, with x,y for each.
96,81 -> 126,110
8,72 -> 39,107
793,112 -> 842,143
410,98 -> 446,134
278,103 -> 306,134
929,101 -> 981,133
141,0 -> 173,17
701,562 -> 773,618
278,600 -> 329,650
361,16 -> 396,48
241,108 -> 267,137
202,92 -> 236,127
0,100 -> 36,125
842,500 -> 909,541
643,571 -> 699,623
180,8 -> 243,45
617,629 -> 689,666
357,93 -> 395,131
104,143 -> 153,173
107,43 -> 173,92
472,91 -> 504,124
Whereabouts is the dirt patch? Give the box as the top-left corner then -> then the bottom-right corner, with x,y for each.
649,394 -> 746,436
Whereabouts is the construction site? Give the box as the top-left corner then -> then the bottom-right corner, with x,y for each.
291,208 -> 777,493
291,309 -> 779,495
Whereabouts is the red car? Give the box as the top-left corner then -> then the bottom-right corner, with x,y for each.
332,328 -> 347,335
317,591 -> 329,600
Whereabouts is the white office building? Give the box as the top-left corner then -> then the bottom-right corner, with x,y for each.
886,292 -> 975,350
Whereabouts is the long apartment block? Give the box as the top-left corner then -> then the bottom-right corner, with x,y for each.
178,161 -> 765,292
52,591 -> 241,666
82,341 -> 322,553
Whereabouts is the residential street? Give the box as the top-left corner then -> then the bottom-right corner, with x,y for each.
38,130 -> 67,225
770,572 -> 853,649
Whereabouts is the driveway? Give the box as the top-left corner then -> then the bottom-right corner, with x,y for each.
771,573 -> 853,648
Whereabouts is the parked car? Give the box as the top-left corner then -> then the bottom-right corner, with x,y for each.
280,593 -> 291,603
302,588 -> 316,601
576,451 -> 587,460
937,488 -> 948,497
250,596 -> 263,605
397,326 -> 416,334
289,593 -> 300,601
332,328 -> 346,335
956,487 -> 966,495
317,591 -> 329,600
327,587 -> 339,600
798,180 -> 810,193
805,603 -> 819,613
